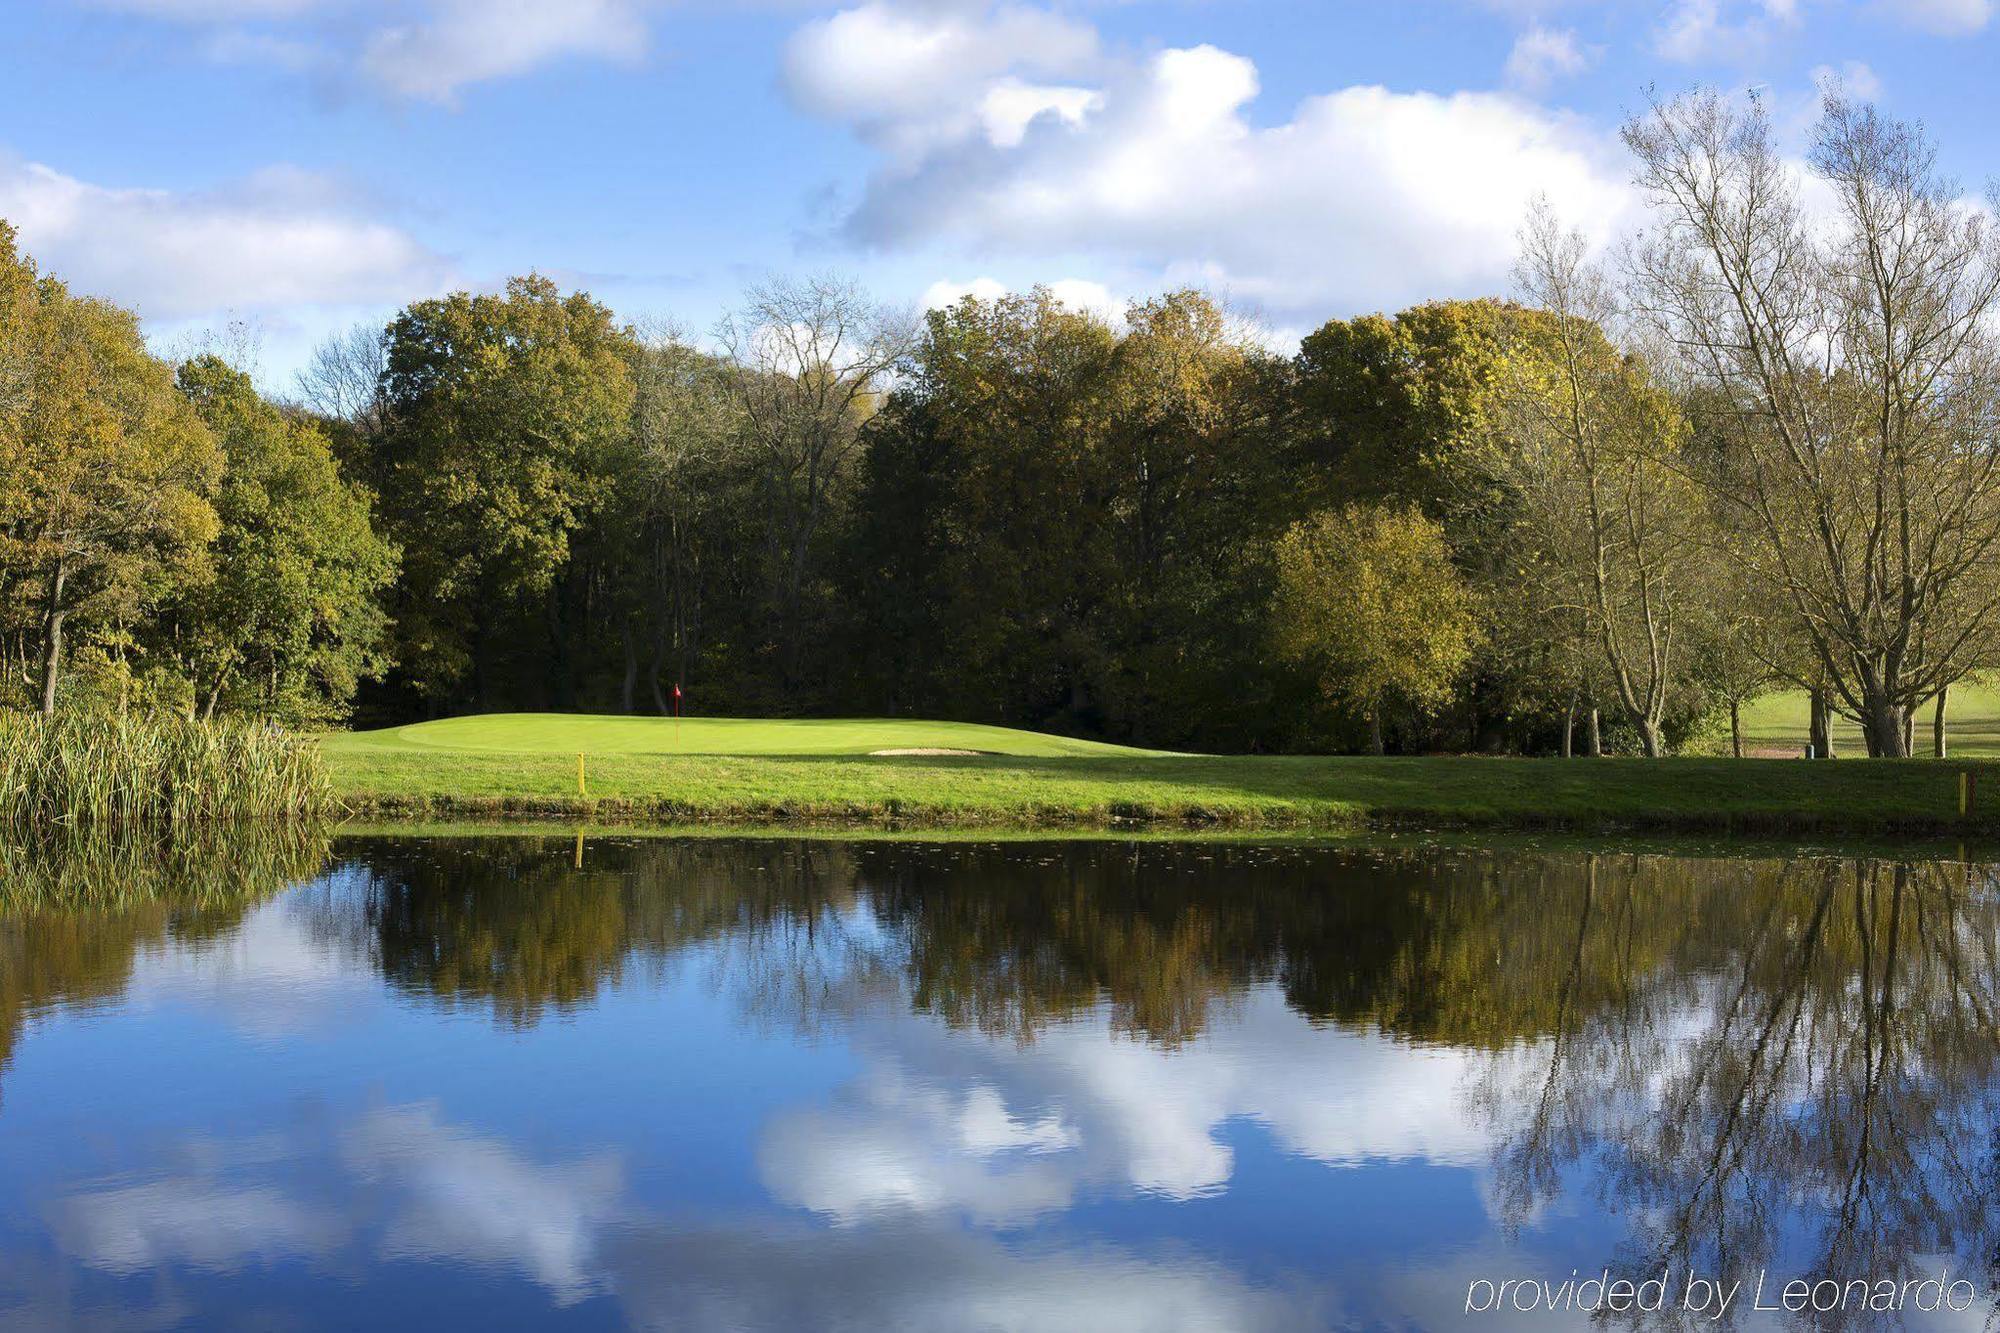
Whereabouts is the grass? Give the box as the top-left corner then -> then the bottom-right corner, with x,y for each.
324,712 -> 2000,835
3,712 -> 332,828
1708,680 -> 2000,758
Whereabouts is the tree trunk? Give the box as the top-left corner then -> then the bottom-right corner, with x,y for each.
1809,687 -> 1833,759
39,558 -> 67,717
1636,718 -> 1664,758
650,629 -> 670,715
1935,687 -> 1950,760
1585,707 -> 1602,757
1862,699 -> 1910,759
1730,699 -> 1743,759
620,625 -> 639,716
1366,707 -> 1385,756
1561,704 -> 1575,759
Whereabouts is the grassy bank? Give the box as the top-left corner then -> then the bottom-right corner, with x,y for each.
324,714 -> 2000,835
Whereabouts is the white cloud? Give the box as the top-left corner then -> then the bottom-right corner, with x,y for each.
1653,0 -> 1801,63
1887,0 -> 1994,32
88,0 -> 653,103
0,156 -> 447,322
54,1179 -> 343,1275
1503,26 -> 1594,93
362,0 -> 649,105
806,23 -> 1635,325
921,275 -> 1124,324
344,1103 -> 626,1302
785,1 -> 1101,159
759,988 -> 1517,1224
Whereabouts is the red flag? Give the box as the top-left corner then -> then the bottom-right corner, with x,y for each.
673,684 -> 682,699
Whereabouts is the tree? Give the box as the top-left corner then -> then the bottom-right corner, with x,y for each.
370,275 -> 634,707
1625,91 -> 2000,756
165,356 -> 399,723
717,276 -> 912,688
1499,203 -> 1707,757
294,321 -> 391,442
0,224 -> 220,714
846,288 -> 1122,729
1269,504 -> 1482,753
1101,291 -> 1279,745
605,327 -> 748,712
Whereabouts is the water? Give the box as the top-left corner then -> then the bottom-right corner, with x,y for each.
1,833 -> 1996,1330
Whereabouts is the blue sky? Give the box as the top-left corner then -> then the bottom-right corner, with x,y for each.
5,0 -> 1998,386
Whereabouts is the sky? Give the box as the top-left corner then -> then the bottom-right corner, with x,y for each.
4,0 -> 1999,388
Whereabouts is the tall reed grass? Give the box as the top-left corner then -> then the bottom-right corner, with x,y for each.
0,712 -> 333,828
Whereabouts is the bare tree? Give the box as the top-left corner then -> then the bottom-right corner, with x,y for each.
1502,201 -> 1704,757
294,321 -> 390,433
716,276 -> 913,682
1624,90 -> 2000,756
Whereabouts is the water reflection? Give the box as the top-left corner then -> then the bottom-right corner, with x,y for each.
0,834 -> 1995,1329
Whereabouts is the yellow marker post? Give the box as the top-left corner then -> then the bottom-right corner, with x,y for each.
574,826 -> 585,869
578,752 -> 587,798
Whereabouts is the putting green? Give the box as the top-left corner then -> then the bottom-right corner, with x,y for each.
326,713 -> 1170,759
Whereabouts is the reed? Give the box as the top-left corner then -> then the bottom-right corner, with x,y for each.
0,712 -> 333,828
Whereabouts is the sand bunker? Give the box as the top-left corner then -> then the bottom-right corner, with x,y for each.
869,747 -> 985,756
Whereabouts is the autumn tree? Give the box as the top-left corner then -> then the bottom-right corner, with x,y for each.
163,356 -> 398,723
1625,91 -> 2000,756
1270,504 -> 1481,753
0,223 -> 220,714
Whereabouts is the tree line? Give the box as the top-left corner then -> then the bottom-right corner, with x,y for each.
6,89 -> 1999,757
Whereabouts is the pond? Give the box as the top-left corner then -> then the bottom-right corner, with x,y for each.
0,832 -> 1996,1330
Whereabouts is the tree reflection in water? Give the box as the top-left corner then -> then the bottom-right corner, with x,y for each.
1474,855 -> 2000,1323
6,833 -> 1998,1324
321,837 -> 2000,1319
0,825 -> 331,1103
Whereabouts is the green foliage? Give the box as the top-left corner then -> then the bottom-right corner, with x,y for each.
0,222 -> 222,714
166,356 -> 399,724
370,275 -> 635,703
1270,505 -> 1482,747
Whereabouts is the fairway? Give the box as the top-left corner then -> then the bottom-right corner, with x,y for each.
1720,680 -> 2000,758
326,713 -> 1170,759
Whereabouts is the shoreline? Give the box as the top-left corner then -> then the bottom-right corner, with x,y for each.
326,750 -> 2000,839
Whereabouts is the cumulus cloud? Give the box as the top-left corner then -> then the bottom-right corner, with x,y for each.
795,16 -> 1635,325
362,0 -> 649,105
1503,26 -> 1594,92
0,155 -> 448,321
784,1 -> 1102,159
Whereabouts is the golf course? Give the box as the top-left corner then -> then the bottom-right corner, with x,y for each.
323,708 -> 2000,833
